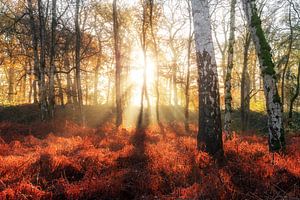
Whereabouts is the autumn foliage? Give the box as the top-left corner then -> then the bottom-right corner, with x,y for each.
0,121 -> 299,199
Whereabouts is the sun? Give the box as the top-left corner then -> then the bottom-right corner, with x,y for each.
128,50 -> 156,106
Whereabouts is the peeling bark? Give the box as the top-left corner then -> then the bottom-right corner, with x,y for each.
191,0 -> 223,157
224,0 -> 237,139
242,0 -> 285,151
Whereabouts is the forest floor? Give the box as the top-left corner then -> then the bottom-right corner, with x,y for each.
0,105 -> 299,199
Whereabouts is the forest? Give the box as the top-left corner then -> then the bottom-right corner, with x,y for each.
0,0 -> 299,199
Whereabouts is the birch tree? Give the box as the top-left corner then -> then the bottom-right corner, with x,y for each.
224,0 -> 236,139
191,0 -> 223,157
242,0 -> 285,151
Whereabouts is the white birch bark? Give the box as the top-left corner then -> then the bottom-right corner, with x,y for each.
191,0 -> 223,156
242,0 -> 285,151
224,0 -> 237,139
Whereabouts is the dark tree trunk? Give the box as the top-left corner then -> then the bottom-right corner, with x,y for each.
33,79 -> 38,104
63,41 -> 72,104
288,62 -> 300,119
241,33 -> 251,132
28,62 -> 33,103
56,71 -> 64,106
75,0 -> 85,125
37,0 -> 48,120
49,0 -> 57,118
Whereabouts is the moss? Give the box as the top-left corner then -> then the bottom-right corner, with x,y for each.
251,7 -> 275,76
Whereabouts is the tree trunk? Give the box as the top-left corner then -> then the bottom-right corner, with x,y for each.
113,0 -> 123,127
242,0 -> 285,151
241,33 -> 251,132
37,0 -> 48,120
251,53 -> 257,101
149,0 -> 160,123
49,0 -> 57,119
8,66 -> 15,103
185,0 -> 192,132
85,72 -> 89,105
281,5 -> 293,113
168,77 -> 172,105
56,71 -> 64,106
93,39 -> 102,105
288,61 -> 300,119
75,0 -> 85,125
224,0 -> 237,139
138,0 -> 151,128
28,0 -> 47,119
63,41 -> 72,104
28,63 -> 33,103
172,62 -> 178,107
191,0 -> 223,157
33,79 -> 38,104
72,78 -> 78,105
21,67 -> 27,103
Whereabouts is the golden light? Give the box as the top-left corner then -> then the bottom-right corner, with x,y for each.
122,49 -> 157,127
128,50 -> 156,106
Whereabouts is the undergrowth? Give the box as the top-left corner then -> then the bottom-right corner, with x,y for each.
0,121 -> 299,199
